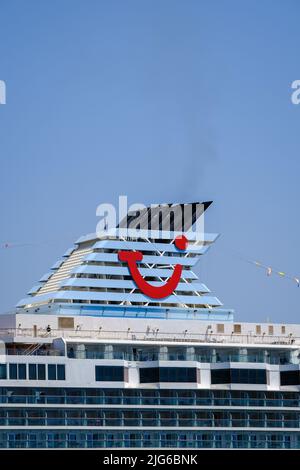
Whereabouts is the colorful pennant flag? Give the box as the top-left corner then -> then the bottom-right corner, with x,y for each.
248,259 -> 299,287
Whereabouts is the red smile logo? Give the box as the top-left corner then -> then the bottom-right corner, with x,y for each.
118,235 -> 188,299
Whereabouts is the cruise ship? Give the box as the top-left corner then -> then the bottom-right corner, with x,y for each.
0,201 -> 300,449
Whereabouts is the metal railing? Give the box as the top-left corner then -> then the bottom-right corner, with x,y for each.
0,394 -> 299,407
0,327 -> 298,346
0,417 -> 298,428
6,350 -> 63,357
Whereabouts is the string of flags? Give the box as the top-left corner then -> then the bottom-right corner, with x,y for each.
0,237 -> 77,250
0,242 -> 38,249
248,259 -> 299,287
0,241 -> 63,250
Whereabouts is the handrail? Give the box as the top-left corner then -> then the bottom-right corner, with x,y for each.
0,327 -> 297,346
6,350 -> 62,356
0,326 -> 296,347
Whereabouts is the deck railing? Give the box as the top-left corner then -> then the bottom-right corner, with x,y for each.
0,327 -> 298,346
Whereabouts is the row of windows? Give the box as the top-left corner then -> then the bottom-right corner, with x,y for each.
67,344 -> 295,365
0,408 -> 298,428
0,387 -> 300,406
95,366 -> 300,386
2,364 -> 297,386
95,366 -> 199,383
0,431 -> 298,448
0,364 -> 65,381
95,366 -> 267,384
211,368 -> 267,385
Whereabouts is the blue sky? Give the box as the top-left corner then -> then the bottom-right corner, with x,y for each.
0,0 -> 299,323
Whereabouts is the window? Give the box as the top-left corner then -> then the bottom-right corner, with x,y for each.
27,364 -> 65,381
9,364 -> 17,380
211,368 -> 231,384
48,364 -> 66,381
29,364 -> 37,380
159,367 -> 197,383
281,326 -> 286,334
268,325 -> 274,335
18,365 -> 26,380
57,365 -> 65,380
95,366 -> 124,382
0,364 -> 7,379
38,364 -> 46,380
280,370 -> 300,386
48,365 -> 56,380
28,364 -> 46,380
256,325 -> 261,335
217,324 -> 224,334
139,367 -> 197,383
233,324 -> 241,334
140,368 -> 159,383
211,368 -> 267,384
9,364 -> 26,380
231,369 -> 266,384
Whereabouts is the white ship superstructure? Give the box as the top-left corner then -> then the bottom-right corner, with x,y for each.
0,202 -> 299,449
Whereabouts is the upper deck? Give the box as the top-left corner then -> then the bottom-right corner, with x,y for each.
0,312 -> 299,348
